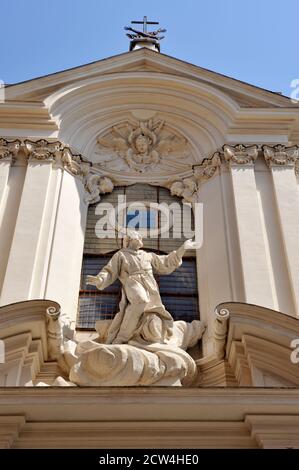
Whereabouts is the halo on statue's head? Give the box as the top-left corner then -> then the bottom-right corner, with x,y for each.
123,229 -> 143,248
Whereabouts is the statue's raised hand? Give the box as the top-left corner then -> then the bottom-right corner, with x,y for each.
176,238 -> 200,259
183,238 -> 201,250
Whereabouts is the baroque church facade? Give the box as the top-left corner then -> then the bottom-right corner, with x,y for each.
0,34 -> 299,448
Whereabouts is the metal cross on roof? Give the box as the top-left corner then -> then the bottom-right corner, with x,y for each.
124,16 -> 166,51
131,16 -> 159,34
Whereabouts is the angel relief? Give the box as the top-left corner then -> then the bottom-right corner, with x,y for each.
95,119 -> 193,174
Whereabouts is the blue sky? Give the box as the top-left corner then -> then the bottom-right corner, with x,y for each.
0,0 -> 298,96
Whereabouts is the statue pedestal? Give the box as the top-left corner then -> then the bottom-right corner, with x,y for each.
129,37 -> 160,52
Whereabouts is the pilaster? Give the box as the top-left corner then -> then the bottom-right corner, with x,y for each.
223,144 -> 274,308
263,145 -> 299,316
0,141 -> 59,304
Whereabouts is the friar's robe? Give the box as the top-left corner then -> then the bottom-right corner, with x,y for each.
94,248 -> 182,344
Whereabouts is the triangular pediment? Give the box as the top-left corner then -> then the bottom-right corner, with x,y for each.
4,48 -> 297,109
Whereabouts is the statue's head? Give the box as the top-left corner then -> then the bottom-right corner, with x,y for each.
123,230 -> 143,250
135,134 -> 150,154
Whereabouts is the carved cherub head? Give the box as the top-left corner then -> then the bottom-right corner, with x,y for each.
135,134 -> 150,155
183,177 -> 197,192
170,181 -> 184,197
128,124 -> 157,157
98,176 -> 114,193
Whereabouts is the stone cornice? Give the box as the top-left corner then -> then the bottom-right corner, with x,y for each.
0,137 -> 116,206
212,301 -> 299,387
0,386 -> 298,417
0,137 -> 92,178
1,138 -> 299,196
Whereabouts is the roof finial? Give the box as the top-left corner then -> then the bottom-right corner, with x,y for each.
124,16 -> 166,52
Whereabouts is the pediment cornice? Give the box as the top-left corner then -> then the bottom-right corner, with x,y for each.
4,48 -> 297,110
2,49 -> 299,150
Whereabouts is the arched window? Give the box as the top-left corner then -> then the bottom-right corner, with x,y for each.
77,184 -> 199,329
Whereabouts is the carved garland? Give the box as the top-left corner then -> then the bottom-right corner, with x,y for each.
1,139 -> 299,206
167,152 -> 222,202
0,138 -> 115,205
0,138 -> 91,177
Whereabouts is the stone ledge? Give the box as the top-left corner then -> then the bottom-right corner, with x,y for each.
1,387 -> 299,422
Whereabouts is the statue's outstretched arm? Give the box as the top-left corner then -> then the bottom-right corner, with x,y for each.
151,239 -> 200,275
150,250 -> 182,275
176,238 -> 199,259
86,252 -> 120,290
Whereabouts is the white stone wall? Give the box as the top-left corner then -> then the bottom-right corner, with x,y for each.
1,144 -> 298,353
0,154 -> 88,326
0,152 -> 26,291
1,49 -> 299,341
